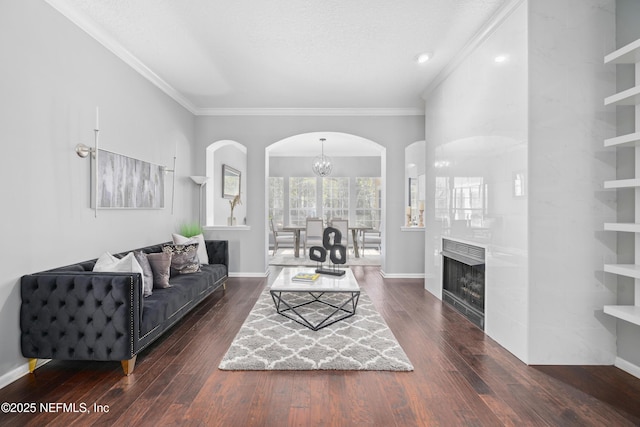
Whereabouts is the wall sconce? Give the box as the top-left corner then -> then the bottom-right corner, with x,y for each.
75,143 -> 96,158
73,108 -> 101,217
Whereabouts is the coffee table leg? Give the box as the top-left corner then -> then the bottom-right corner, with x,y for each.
271,291 -> 360,331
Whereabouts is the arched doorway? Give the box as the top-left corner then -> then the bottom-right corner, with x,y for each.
265,132 -> 386,269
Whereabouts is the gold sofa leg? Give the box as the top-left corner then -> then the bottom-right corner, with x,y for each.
121,355 -> 137,376
28,358 -> 37,373
223,281 -> 227,290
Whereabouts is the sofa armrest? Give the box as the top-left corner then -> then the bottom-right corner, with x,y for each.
205,240 -> 229,269
20,272 -> 142,362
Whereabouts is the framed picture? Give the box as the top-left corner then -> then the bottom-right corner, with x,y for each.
222,164 -> 241,199
93,149 -> 165,209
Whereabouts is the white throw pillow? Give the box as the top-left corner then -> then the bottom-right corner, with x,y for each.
172,233 -> 209,265
93,252 -> 145,293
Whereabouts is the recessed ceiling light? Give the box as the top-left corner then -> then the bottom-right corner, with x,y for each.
416,52 -> 432,64
494,55 -> 508,63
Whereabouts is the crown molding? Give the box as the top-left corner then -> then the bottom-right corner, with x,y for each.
195,107 -> 424,117
421,0 -> 525,99
44,0 -> 198,114
45,0 -> 426,118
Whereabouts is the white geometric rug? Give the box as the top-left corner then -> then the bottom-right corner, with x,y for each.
219,289 -> 413,371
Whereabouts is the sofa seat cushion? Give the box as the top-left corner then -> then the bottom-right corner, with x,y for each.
139,264 -> 226,335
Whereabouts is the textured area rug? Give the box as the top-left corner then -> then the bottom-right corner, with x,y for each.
219,289 -> 413,371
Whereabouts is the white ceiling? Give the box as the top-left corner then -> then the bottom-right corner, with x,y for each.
46,0 -> 511,114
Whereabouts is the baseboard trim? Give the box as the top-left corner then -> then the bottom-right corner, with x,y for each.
229,272 -> 269,278
380,271 -> 425,279
0,359 -> 50,390
615,356 -> 640,380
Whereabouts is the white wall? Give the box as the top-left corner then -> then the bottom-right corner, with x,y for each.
528,0 -> 616,365
425,0 -> 618,365
0,0 -> 196,386
195,115 -> 425,276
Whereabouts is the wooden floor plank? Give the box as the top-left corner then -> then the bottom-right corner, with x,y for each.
1,267 -> 640,427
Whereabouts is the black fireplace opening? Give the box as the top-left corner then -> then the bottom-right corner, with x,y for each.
442,239 -> 485,330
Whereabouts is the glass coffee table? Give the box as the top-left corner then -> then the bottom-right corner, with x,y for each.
270,267 -> 361,331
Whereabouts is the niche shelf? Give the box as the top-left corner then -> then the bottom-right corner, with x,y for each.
603,38 -> 640,327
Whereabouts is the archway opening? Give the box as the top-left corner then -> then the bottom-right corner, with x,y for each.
265,132 -> 386,268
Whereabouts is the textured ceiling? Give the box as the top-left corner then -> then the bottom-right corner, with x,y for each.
46,0 -> 510,113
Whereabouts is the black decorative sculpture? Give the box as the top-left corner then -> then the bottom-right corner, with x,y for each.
309,226 -> 346,277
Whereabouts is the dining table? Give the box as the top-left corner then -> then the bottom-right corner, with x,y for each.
282,225 -> 305,257
282,224 -> 373,258
348,226 -> 373,258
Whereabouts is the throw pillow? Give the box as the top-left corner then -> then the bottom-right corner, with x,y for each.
133,251 -> 154,297
172,233 -> 209,265
162,243 -> 201,275
147,252 -> 172,288
93,252 -> 146,294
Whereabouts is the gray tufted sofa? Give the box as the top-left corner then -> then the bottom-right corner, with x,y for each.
20,240 -> 228,375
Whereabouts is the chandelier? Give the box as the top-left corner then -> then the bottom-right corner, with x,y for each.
312,138 -> 333,177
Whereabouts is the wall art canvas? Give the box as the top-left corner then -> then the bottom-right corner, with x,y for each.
93,149 -> 165,209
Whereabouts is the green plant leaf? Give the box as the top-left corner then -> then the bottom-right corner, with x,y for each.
179,222 -> 203,237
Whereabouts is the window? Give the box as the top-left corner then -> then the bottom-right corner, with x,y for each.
269,177 -> 284,226
289,177 -> 317,225
322,177 -> 349,222
355,177 -> 381,229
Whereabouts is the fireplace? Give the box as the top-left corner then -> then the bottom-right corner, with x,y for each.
441,239 -> 485,329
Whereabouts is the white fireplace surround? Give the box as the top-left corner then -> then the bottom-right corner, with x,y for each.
424,0 -> 619,367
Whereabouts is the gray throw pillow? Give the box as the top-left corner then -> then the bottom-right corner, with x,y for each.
133,251 -> 154,297
147,252 -> 172,288
162,243 -> 201,275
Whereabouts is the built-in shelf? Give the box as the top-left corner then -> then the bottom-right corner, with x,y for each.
604,38 -> 640,64
604,264 -> 640,279
604,132 -> 640,148
604,178 -> 640,189
604,305 -> 640,327
603,38 -> 640,347
604,85 -> 640,106
604,223 -> 640,232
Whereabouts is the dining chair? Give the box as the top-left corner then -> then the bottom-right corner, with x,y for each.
330,219 -> 350,257
304,217 -> 324,255
270,219 -> 295,256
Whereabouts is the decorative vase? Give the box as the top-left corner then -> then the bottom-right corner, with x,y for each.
227,217 -> 236,226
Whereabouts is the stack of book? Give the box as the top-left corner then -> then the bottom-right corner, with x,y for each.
291,272 -> 320,282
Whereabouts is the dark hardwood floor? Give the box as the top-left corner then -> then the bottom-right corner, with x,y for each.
2,266 -> 640,426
